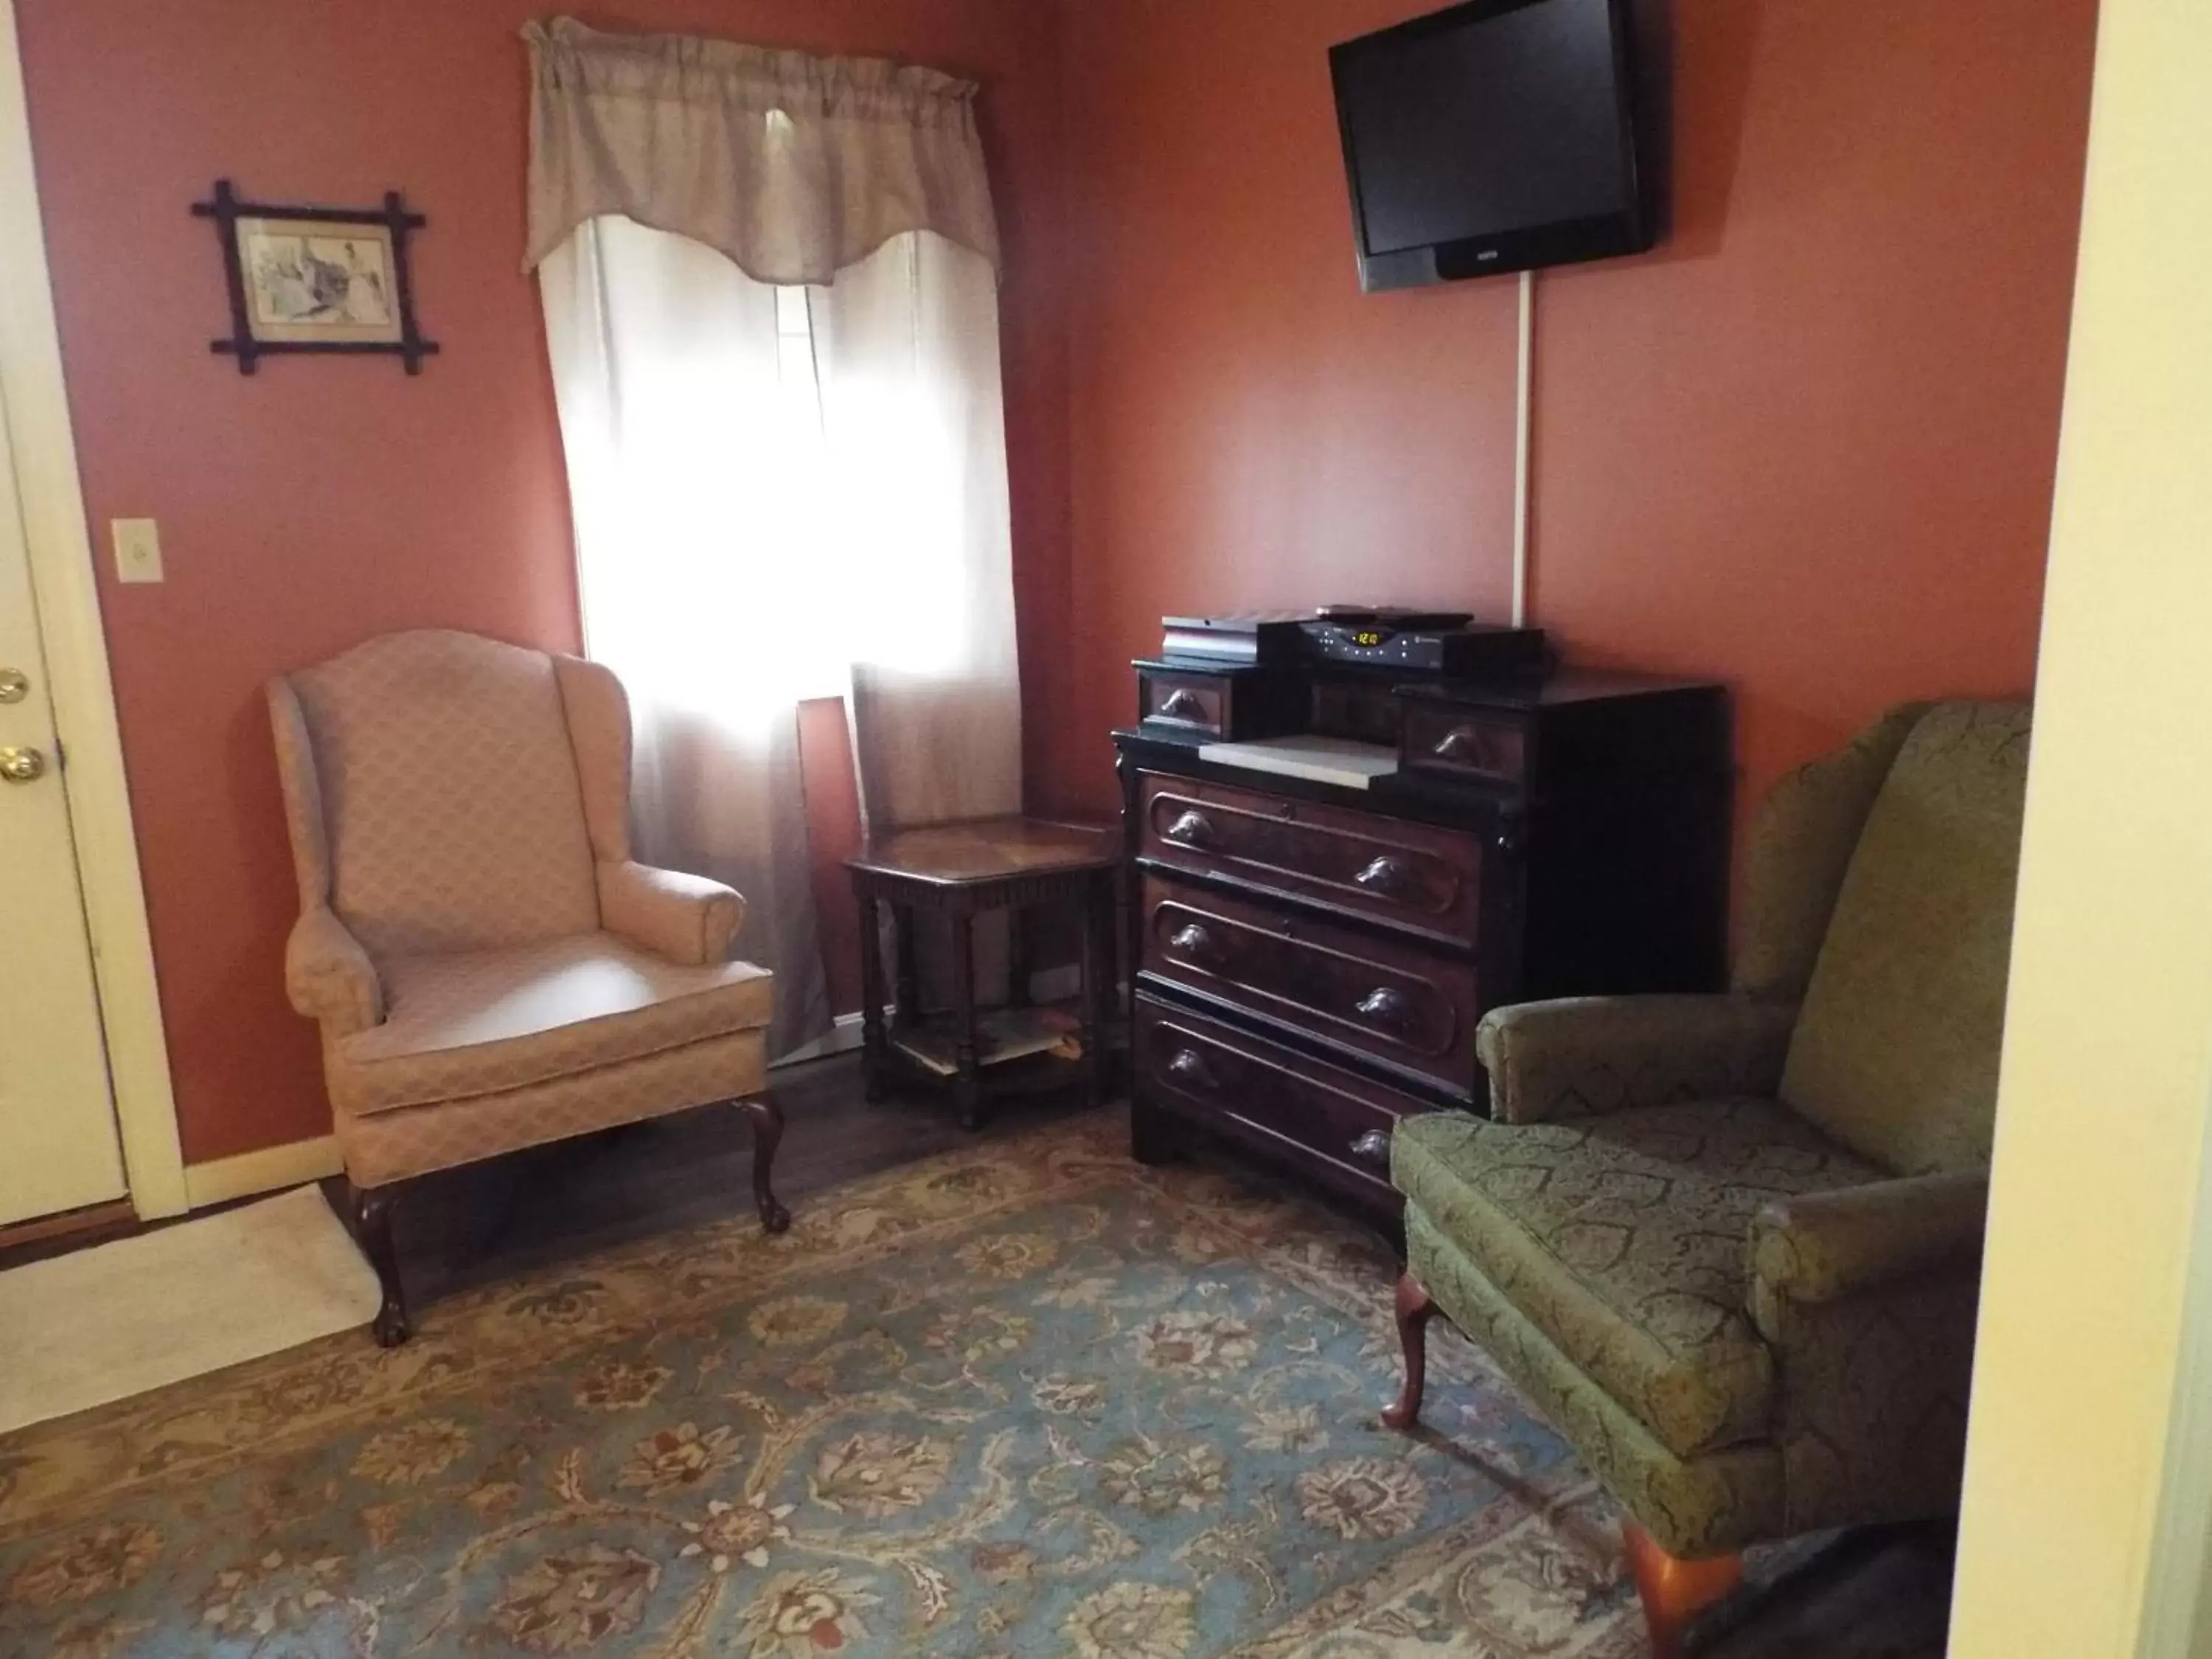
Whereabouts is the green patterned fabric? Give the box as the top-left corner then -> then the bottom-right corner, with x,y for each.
1402,701 -> 2024,1561
1392,1105 -> 1882,1462
1732,704 -> 1930,1002
1747,1170 -> 1988,1307
1751,1247 -> 1981,1537
1779,702 -> 2032,1175
1405,1211 -> 1785,1559
1475,993 -> 1798,1124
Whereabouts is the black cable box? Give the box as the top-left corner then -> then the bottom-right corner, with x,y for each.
1299,615 -> 1548,676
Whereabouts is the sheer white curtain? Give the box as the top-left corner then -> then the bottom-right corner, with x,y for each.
811,233 -> 1021,828
528,21 -> 1021,1057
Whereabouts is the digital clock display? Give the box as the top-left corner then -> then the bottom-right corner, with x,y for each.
1353,628 -> 1388,648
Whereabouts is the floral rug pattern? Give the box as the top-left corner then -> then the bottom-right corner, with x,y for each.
0,1113 -> 1639,1658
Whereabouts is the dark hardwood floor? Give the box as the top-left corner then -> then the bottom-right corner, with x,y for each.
1,1051 -> 1952,1655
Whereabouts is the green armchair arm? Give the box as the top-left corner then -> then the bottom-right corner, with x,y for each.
1748,1170 -> 1988,1318
1745,1171 -> 1988,1526
1474,993 -> 1799,1124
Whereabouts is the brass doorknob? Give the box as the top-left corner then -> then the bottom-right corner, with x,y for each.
0,745 -> 47,783
0,668 -> 28,704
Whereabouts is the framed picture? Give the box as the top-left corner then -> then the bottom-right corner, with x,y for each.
192,181 -> 439,375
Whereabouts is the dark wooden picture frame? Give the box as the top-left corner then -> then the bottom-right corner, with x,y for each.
191,180 -> 439,375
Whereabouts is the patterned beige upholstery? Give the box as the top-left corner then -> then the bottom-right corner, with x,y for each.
270,630 -> 774,1192
333,938 -> 773,1116
336,1030 -> 769,1188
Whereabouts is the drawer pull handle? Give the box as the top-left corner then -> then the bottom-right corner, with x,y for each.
1166,1048 -> 1217,1091
1355,987 -> 1413,1031
1349,1129 -> 1392,1168
1431,726 -> 1486,762
1167,922 -> 1220,962
1352,855 -> 1413,897
1164,810 -> 1217,847
1158,689 -> 1208,722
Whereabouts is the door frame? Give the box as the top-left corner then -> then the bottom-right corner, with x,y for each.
0,0 -> 185,1220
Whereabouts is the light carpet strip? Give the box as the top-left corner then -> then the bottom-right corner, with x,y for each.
0,1185 -> 378,1436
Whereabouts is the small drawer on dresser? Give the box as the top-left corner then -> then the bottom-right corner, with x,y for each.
1141,874 -> 1480,1094
1137,994 -> 1420,1200
1138,667 -> 1229,735
1140,774 -> 1481,945
1401,703 -> 1529,786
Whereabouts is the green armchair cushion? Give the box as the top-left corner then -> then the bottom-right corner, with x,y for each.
1405,1208 -> 1787,1559
1779,702 -> 2031,1175
1732,703 -> 1927,1001
1392,1101 -> 1882,1462
1475,992 -> 1798,1124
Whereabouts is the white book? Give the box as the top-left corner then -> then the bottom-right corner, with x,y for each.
1195,734 -> 1400,790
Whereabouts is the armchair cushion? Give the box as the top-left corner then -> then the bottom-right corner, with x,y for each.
284,630 -> 602,958
330,933 -> 772,1116
599,860 -> 745,967
1475,993 -> 1798,1124
1780,701 -> 2031,1175
284,906 -> 383,1037
1393,1100 -> 1882,1461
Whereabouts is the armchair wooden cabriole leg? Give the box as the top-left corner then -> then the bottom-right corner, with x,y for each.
1623,1520 -> 1744,1659
735,1093 -> 792,1235
341,1179 -> 411,1349
1380,1272 -> 1436,1431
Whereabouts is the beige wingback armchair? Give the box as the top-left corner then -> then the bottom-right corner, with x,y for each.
270,629 -> 785,1346
1383,700 -> 2029,1655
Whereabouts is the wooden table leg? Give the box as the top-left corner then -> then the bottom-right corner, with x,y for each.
1008,908 -> 1032,1009
952,911 -> 983,1131
855,886 -> 887,1103
1079,873 -> 1110,1107
893,903 -> 921,1033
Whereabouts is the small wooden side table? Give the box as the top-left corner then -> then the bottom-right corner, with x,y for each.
846,817 -> 1120,1129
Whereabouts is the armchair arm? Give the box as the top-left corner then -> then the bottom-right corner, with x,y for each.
1748,1170 -> 1988,1316
285,906 -> 383,1037
1746,1171 -> 1986,1526
599,860 -> 745,967
1475,993 -> 1799,1124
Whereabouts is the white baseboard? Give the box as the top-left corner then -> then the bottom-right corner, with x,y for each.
773,1012 -> 869,1068
184,1135 -> 344,1209
773,965 -> 1096,1071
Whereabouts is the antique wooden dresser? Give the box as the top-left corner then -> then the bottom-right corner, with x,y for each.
1115,658 -> 1733,1217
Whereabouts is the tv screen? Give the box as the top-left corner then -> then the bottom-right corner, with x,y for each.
1331,0 -> 1652,291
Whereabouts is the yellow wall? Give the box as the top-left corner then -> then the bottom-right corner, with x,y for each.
1948,1 -> 2212,1653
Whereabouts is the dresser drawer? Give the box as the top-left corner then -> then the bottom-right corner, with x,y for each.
1139,775 -> 1481,946
1138,667 -> 1230,736
1141,874 -> 1479,1094
1137,995 -> 1420,1203
1400,703 -> 1530,787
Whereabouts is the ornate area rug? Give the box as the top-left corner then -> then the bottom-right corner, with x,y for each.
0,1114 -> 1638,1658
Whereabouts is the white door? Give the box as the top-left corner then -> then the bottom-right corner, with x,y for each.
0,388 -> 125,1226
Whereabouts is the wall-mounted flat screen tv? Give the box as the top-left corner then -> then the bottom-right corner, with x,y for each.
1331,0 -> 1653,291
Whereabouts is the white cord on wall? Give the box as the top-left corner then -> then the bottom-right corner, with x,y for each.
1511,267 -> 1535,629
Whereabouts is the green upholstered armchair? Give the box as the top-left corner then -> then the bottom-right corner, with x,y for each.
1382,700 -> 2031,1655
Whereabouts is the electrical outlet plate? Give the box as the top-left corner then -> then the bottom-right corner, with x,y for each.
112,518 -> 162,584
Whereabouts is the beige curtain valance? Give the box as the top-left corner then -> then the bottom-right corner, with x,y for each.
521,17 -> 1001,285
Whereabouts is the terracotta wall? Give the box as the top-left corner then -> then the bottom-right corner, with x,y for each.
15,0 -> 1068,1164
1040,0 -> 2098,828
18,0 -> 2098,1169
